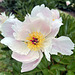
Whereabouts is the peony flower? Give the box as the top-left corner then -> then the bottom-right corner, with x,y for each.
0,4 -> 74,72
66,1 -> 71,6
0,0 -> 3,2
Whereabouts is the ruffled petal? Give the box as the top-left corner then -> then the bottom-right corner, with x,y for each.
21,51 -> 43,72
51,9 -> 60,20
12,51 -> 39,63
49,18 -> 63,37
29,18 -> 50,35
13,18 -> 50,41
12,19 -> 31,41
1,37 -> 30,55
31,4 -> 52,18
51,36 -> 74,55
0,12 -> 8,31
13,27 -> 30,41
1,18 -> 21,37
44,47 -> 51,61
44,38 -> 52,61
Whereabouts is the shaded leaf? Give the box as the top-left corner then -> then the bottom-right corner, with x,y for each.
51,64 -> 66,71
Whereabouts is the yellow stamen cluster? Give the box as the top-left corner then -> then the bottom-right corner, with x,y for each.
53,19 -> 55,21
25,32 -> 45,51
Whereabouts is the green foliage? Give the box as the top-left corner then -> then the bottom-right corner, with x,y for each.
66,70 -> 74,75
0,0 -> 56,21
0,0 -> 75,20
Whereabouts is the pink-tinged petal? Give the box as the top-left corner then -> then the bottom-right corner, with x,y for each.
49,18 -> 63,37
66,1 -> 71,6
1,18 -> 21,37
44,46 -> 51,61
0,0 -> 3,2
13,28 -> 31,41
25,14 -> 31,23
21,51 -> 43,72
12,18 -> 31,41
32,19 -> 50,35
51,9 -> 60,19
28,18 -> 50,36
0,13 -> 7,24
12,51 -> 39,63
31,4 -> 52,18
44,38 -> 52,61
13,18 -> 50,41
51,36 -> 74,55
0,13 -> 15,31
1,37 -> 30,55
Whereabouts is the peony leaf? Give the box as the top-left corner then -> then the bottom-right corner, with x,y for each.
66,70 -> 74,75
50,64 -> 66,71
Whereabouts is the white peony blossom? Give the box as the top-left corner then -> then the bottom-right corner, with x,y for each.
0,0 -> 3,2
66,1 -> 71,6
0,4 -> 74,72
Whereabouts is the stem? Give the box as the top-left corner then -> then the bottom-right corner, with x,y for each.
0,36 -> 3,39
51,56 -> 54,65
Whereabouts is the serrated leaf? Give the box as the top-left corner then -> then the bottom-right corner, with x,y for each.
52,55 -> 61,62
66,70 -> 75,75
51,64 -> 66,71
42,69 -> 49,75
67,62 -> 75,72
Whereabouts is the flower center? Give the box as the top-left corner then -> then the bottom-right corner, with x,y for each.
25,32 -> 45,51
53,19 -> 55,21
30,37 -> 39,45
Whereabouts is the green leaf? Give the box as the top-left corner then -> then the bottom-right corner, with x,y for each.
59,58 -> 70,65
67,62 -> 75,72
42,69 -> 49,75
51,64 -> 66,71
52,55 -> 61,62
66,70 -> 75,75
0,72 -> 12,75
56,70 -> 60,75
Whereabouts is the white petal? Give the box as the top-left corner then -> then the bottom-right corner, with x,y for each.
49,18 -> 63,37
44,38 -> 52,61
30,19 -> 50,35
1,18 -> 21,37
31,4 -> 52,18
51,36 -> 74,55
1,37 -> 30,55
0,12 -> 8,31
13,18 -> 50,41
44,47 -> 51,61
0,0 -> 3,2
12,18 -> 31,41
51,9 -> 60,19
66,1 -> 71,6
21,51 -> 43,72
1,12 -> 8,18
0,12 -> 15,31
12,51 -> 39,63
13,28 -> 31,41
